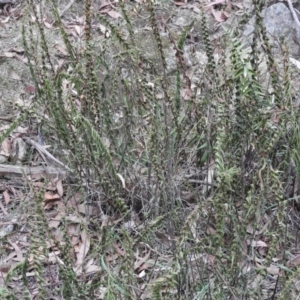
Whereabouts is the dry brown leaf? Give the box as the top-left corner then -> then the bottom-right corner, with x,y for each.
99,7 -> 111,14
56,201 -> 66,214
107,10 -> 122,19
74,25 -> 84,36
32,182 -> 45,190
45,202 -> 61,210
117,173 -> 126,188
99,0 -> 112,10
56,180 -> 64,197
266,265 -> 280,275
2,251 -> 19,263
99,24 -> 108,35
250,240 -> 268,248
137,270 -> 146,278
1,16 -> 10,24
77,203 -> 86,214
106,253 -> 119,262
134,251 -> 151,271
76,230 -> 90,266
183,88 -> 193,100
0,202 -> 8,215
8,239 -> 23,262
137,262 -> 154,273
205,0 -> 226,8
77,204 -> 100,216
155,231 -> 171,246
4,6 -> 22,19
68,223 -> 80,236
44,192 -> 60,200
25,85 -> 36,94
45,181 -> 57,191
67,193 -> 82,208
7,186 -> 18,197
3,190 -> 10,205
206,226 -> 216,235
71,235 -> 80,246
101,215 -> 113,227
287,254 -> 300,267
85,264 -> 101,275
8,69 -> 21,81
86,258 -> 94,267
66,215 -> 84,224
3,51 -> 15,58
48,213 -> 62,229
48,251 -> 64,265
113,242 -> 126,257
54,44 -> 68,56
43,18 -> 54,29
7,47 -> 25,55
205,254 -> 216,265
174,0 -> 188,6
258,247 -> 268,257
211,8 -> 229,23
202,159 -> 215,194
12,137 -> 26,162
0,138 -> 11,163
0,21 -> 6,29
53,229 -> 64,243
233,2 -> 243,10
44,192 -> 61,204
0,264 -> 11,273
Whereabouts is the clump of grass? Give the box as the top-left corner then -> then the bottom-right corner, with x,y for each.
1,0 -> 300,298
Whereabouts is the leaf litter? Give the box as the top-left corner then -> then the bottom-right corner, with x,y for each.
0,0 -> 299,299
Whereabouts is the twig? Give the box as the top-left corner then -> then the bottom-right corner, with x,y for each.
59,0 -> 75,17
0,115 -> 17,121
24,138 -> 73,173
287,0 -> 300,28
215,267 -> 238,300
0,163 -> 68,178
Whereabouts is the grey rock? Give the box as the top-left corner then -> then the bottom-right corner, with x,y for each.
243,3 -> 300,57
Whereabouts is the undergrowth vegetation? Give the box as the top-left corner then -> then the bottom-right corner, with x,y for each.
1,0 -> 300,299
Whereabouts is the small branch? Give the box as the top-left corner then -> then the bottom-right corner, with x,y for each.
287,0 -> 300,28
24,138 -> 73,173
0,164 -> 68,179
59,0 -> 75,17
